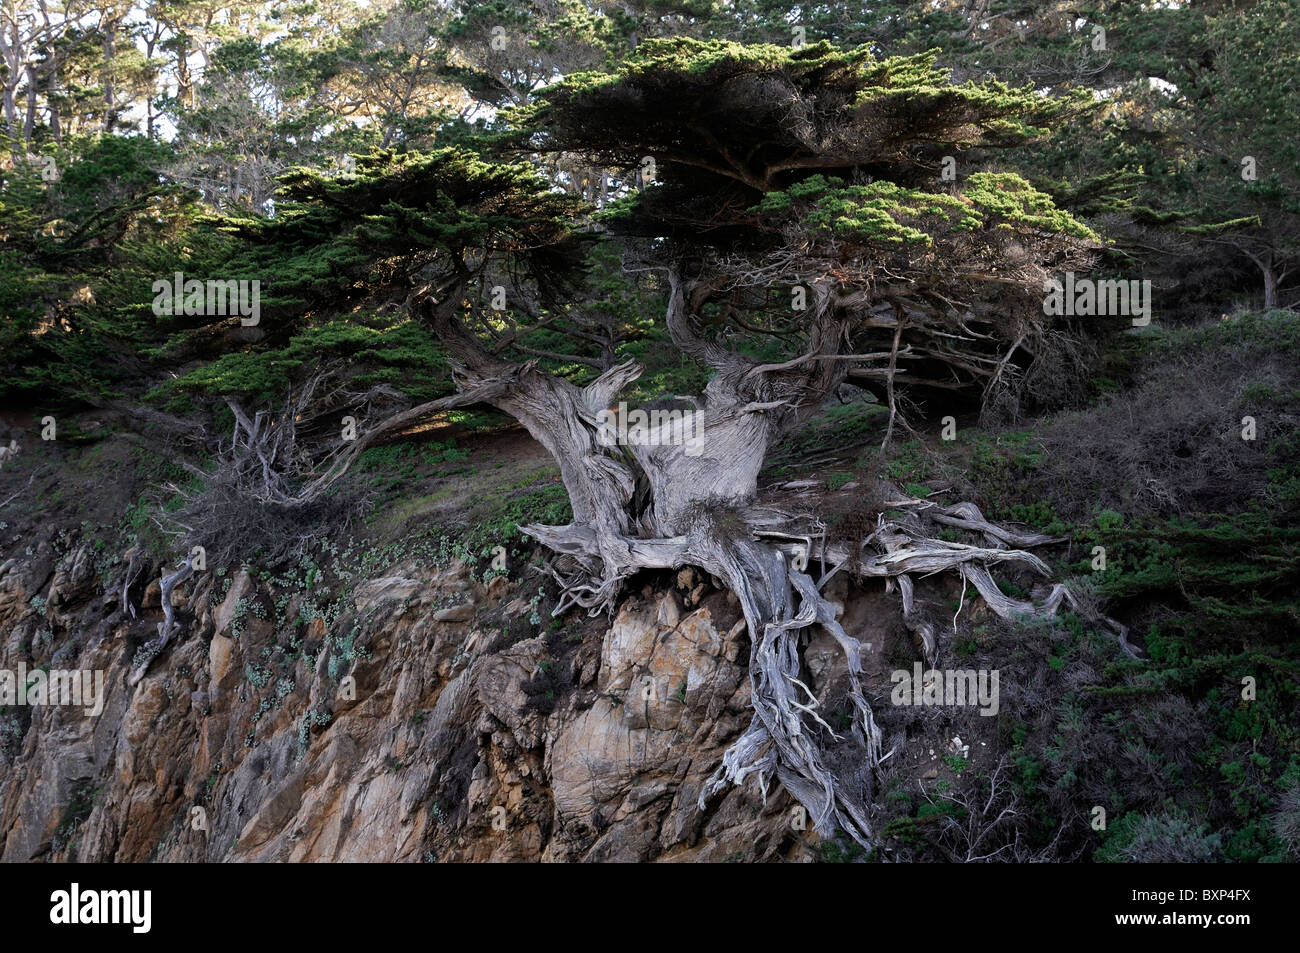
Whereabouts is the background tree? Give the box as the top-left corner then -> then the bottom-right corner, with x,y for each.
1170,0 -> 1300,309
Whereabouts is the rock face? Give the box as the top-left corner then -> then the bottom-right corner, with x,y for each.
0,546 -> 835,862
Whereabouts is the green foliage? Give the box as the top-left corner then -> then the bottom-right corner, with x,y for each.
468,483 -> 573,551
878,440 -> 932,483
1095,808 -> 1225,864
156,317 -> 452,406
814,834 -> 870,863
756,173 -> 1095,247
825,472 -> 852,492
0,133 -> 193,404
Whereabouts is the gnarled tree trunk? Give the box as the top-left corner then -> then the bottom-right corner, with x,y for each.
409,265 -> 1128,847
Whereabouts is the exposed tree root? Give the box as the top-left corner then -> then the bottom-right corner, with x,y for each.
526,494 -> 1135,849
128,555 -> 197,686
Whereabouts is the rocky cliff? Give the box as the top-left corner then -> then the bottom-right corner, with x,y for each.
0,540 -> 852,862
